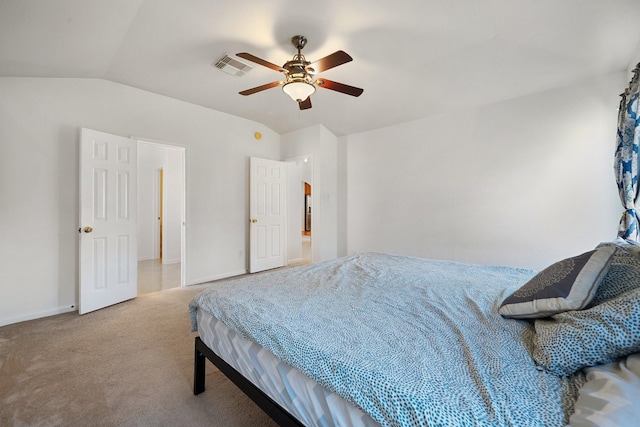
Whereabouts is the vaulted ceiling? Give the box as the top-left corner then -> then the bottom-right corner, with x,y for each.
1,0 -> 640,136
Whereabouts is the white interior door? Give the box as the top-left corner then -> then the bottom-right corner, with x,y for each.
79,128 -> 137,314
249,157 -> 287,273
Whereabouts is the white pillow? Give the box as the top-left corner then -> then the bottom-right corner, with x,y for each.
568,353 -> 640,427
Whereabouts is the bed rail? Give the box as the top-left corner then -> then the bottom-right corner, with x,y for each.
194,336 -> 305,427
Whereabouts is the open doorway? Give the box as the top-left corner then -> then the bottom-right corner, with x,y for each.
137,140 -> 185,294
303,181 -> 312,264
286,155 -> 313,266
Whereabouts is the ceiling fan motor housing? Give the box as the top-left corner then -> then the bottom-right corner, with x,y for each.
284,60 -> 313,83
284,35 -> 313,83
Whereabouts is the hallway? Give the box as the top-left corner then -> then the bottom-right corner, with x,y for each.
138,260 -> 181,295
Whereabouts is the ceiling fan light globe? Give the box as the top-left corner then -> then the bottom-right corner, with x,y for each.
283,81 -> 316,102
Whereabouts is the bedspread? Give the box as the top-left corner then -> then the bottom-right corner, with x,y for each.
190,252 -> 585,427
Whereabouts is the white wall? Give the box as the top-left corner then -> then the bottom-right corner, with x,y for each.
137,142 -> 164,261
137,141 -> 183,264
0,71 -> 629,326
0,77 -> 279,326
343,73 -> 626,270
286,161 -> 303,265
282,125 -> 338,262
337,136 -> 348,257
162,144 -> 184,264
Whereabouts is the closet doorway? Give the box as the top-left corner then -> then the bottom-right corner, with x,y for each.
137,140 -> 185,295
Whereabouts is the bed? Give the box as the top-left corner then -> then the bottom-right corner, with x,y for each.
189,238 -> 640,426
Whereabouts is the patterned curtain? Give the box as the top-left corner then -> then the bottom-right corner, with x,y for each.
615,64 -> 640,242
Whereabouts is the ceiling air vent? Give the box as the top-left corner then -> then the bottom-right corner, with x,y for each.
213,54 -> 252,77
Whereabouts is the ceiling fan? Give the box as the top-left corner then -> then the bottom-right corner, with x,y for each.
237,35 -> 364,110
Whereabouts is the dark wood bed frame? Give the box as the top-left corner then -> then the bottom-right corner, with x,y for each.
193,336 -> 305,427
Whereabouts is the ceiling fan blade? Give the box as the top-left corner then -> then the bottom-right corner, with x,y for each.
236,52 -> 285,72
239,81 -> 283,96
309,50 -> 352,73
299,97 -> 312,110
316,79 -> 364,97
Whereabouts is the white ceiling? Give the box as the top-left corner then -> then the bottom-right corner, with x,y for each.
1,0 -> 640,136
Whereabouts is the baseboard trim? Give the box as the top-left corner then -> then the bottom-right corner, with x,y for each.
287,258 -> 304,266
184,269 -> 247,286
0,305 -> 77,327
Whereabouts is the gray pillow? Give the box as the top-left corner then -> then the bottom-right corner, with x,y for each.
530,243 -> 640,376
499,246 -> 616,319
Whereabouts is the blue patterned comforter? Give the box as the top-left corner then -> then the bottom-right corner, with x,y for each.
189,252 -> 584,427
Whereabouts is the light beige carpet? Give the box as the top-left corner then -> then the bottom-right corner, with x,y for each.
0,285 -> 278,427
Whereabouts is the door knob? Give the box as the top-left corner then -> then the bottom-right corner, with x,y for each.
84,226 -> 93,233
250,219 -> 257,223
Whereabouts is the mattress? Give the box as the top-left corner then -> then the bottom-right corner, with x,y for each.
191,252 -> 585,426
196,308 -> 378,427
